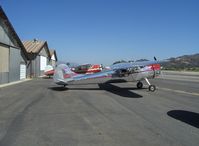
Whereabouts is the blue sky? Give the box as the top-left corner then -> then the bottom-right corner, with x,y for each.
1,0 -> 199,65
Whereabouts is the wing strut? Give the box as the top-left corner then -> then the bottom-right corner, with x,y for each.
144,78 -> 156,92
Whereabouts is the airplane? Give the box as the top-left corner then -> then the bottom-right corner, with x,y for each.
53,59 -> 164,92
44,65 -> 55,77
44,63 -> 103,78
71,64 -> 103,74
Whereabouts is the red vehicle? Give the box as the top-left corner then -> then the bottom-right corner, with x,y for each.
71,64 -> 103,74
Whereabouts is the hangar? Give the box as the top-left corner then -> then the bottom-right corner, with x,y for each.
0,6 -> 28,84
50,49 -> 58,67
23,39 -> 51,78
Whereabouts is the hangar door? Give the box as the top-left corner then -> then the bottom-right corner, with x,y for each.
20,64 -> 26,79
9,47 -> 20,82
0,45 -> 9,84
40,56 -> 47,71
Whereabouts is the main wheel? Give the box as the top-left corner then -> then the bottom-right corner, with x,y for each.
149,85 -> 156,92
137,81 -> 143,89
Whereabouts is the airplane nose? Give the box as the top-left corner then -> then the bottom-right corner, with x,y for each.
152,64 -> 161,77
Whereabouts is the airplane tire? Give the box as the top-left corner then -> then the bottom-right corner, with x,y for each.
137,82 -> 143,89
149,85 -> 156,92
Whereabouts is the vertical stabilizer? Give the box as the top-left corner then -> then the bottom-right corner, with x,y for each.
53,64 -> 74,84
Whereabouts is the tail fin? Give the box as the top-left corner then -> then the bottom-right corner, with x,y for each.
53,64 -> 75,84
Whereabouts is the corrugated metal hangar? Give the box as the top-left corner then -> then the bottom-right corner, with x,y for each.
0,7 -> 28,84
23,40 -> 51,78
0,6 -> 58,85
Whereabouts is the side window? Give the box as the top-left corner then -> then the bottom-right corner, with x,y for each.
132,66 -> 140,72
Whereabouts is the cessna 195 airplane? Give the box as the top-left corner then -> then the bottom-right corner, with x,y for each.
53,59 -> 164,92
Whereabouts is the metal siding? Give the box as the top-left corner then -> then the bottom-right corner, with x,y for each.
32,60 -> 35,77
0,45 -> 9,72
31,59 -> 37,77
36,56 -> 40,77
0,20 -> 14,46
27,54 -> 39,78
0,72 -> 8,84
9,47 -> 20,82
39,46 -> 48,57
51,60 -> 56,67
26,63 -> 31,78
0,24 -> 4,42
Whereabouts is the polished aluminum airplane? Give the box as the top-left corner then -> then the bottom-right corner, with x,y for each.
53,59 -> 164,92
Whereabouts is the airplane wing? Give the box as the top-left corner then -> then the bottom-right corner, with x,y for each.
73,69 -> 115,81
110,60 -> 166,70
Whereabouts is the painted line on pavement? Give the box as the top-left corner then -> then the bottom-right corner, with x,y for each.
159,87 -> 199,96
0,79 -> 32,88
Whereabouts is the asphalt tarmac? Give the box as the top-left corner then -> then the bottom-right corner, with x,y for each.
0,72 -> 198,146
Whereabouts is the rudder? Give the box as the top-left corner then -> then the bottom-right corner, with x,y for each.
53,64 -> 74,84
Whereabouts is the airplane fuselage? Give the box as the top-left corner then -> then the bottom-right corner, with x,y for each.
54,63 -> 161,85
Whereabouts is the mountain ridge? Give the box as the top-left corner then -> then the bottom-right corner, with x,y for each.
162,53 -> 199,71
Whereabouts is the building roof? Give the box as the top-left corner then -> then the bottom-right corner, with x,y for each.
23,40 -> 46,53
23,40 -> 51,59
49,49 -> 58,61
0,6 -> 28,60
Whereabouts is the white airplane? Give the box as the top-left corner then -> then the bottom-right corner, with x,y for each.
53,60 -> 164,92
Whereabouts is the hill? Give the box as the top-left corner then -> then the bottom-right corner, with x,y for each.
162,53 -> 199,71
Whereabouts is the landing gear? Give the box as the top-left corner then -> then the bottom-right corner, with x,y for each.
149,85 -> 156,92
137,81 -> 143,89
144,78 -> 156,92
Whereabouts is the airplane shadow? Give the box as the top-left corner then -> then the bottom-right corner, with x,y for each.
49,82 -> 143,98
49,86 -> 68,91
98,83 -> 143,98
68,79 -> 128,85
167,110 -> 199,129
104,79 -> 127,83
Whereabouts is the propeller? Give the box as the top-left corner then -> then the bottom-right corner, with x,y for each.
154,56 -> 157,61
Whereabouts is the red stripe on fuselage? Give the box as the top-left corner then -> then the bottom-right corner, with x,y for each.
64,74 -> 71,79
63,73 -> 77,79
147,64 -> 161,71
